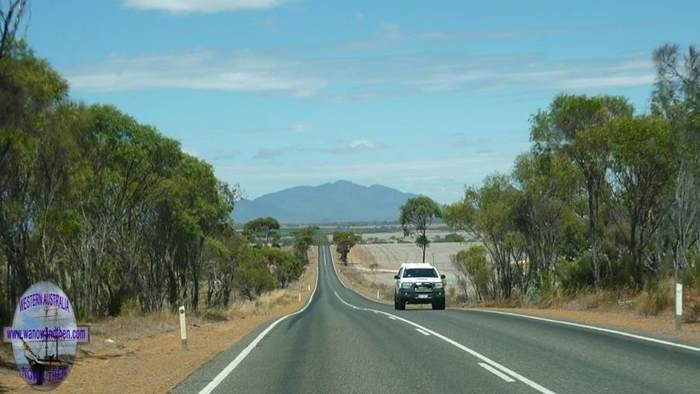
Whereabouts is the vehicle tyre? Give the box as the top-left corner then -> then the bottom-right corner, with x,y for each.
394,293 -> 399,310
432,298 -> 445,310
397,297 -> 406,310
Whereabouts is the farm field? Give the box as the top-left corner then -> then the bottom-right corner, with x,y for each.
358,229 -> 472,243
345,242 -> 477,287
324,227 -> 473,243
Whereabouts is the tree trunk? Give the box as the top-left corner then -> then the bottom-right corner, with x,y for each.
588,181 -> 601,289
167,264 -> 177,311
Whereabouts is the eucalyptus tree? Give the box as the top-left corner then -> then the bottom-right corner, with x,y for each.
292,226 -> 316,262
235,246 -> 275,301
452,245 -> 492,301
0,0 -> 29,58
530,94 -> 634,288
444,176 -> 523,299
512,151 -> 583,293
259,247 -> 304,287
0,40 -> 70,305
606,116 -> 679,284
332,231 -> 361,264
399,196 -> 441,263
651,44 -> 700,281
0,36 -> 292,322
243,217 -> 281,247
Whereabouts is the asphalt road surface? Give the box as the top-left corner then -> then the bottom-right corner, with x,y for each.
173,245 -> 700,393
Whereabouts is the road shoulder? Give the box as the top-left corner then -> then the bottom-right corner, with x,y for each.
475,307 -> 700,347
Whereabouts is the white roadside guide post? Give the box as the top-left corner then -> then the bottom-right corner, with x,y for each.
675,283 -> 683,332
179,305 -> 188,350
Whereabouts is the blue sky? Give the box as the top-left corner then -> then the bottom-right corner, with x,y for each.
24,0 -> 700,203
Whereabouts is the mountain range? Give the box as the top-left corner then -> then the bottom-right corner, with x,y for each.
234,180 -> 417,225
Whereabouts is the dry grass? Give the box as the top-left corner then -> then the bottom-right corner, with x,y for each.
333,248 -> 393,303
499,279 -> 700,322
0,248 -> 318,393
469,279 -> 700,345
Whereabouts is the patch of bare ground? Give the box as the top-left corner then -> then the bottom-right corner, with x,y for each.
348,246 -> 376,267
0,248 -> 318,393
333,248 -> 394,304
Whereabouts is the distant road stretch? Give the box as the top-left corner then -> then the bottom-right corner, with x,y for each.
173,245 -> 700,393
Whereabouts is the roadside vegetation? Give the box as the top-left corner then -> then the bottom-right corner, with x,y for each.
399,196 -> 442,263
332,231 -> 361,264
0,4 -> 316,326
0,247 -> 319,393
443,44 -> 700,321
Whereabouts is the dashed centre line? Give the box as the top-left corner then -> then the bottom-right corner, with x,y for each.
415,328 -> 431,336
479,362 -> 515,383
333,289 -> 555,394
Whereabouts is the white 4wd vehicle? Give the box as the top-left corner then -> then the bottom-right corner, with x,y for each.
393,263 -> 446,310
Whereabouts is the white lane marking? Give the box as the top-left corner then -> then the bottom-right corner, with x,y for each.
333,290 -> 554,394
479,362 -> 515,382
467,309 -> 700,354
415,328 -> 431,336
387,315 -> 398,320
198,248 -> 321,394
332,240 -> 700,360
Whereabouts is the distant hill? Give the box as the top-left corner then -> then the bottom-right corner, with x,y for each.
234,180 -> 418,225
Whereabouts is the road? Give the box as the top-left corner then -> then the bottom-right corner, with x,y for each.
173,245 -> 700,393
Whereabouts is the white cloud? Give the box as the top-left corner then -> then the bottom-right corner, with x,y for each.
290,123 -> 312,133
64,45 -> 655,100
66,51 -> 325,96
122,0 -> 286,13
251,138 -> 383,160
379,22 -> 402,41
349,139 -> 381,150
410,56 -> 655,93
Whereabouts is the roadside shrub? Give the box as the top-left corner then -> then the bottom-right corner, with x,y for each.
681,255 -> 700,290
120,297 -> 141,317
557,256 -> 594,295
681,256 -> 700,322
236,248 -> 276,300
447,233 -> 465,242
446,286 -> 460,306
455,276 -> 470,303
637,279 -> 672,316
683,287 -> 700,322
528,272 -> 556,306
525,286 -> 543,306
453,246 -> 492,301
259,248 -> 303,288
604,256 -> 638,289
202,310 -> 228,322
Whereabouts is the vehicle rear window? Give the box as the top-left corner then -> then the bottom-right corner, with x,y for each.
403,268 -> 437,278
